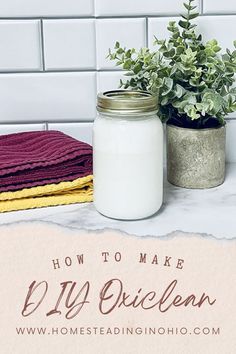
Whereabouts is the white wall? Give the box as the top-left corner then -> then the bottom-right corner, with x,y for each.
0,0 -> 235,161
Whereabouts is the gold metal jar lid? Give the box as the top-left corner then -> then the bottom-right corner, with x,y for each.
97,90 -> 158,115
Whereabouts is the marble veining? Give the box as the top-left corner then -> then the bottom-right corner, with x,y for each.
0,164 -> 235,240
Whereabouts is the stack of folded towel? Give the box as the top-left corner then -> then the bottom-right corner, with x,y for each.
0,130 -> 93,212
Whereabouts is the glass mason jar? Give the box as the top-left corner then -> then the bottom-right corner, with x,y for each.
93,90 -> 163,220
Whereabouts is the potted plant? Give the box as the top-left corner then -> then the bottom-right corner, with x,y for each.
108,0 -> 236,188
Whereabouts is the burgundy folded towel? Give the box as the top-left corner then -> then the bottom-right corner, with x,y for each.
0,130 -> 93,192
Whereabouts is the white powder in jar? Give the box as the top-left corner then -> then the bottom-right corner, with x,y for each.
93,113 -> 163,220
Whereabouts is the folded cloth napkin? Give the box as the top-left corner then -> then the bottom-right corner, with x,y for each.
0,130 -> 93,192
0,175 -> 93,213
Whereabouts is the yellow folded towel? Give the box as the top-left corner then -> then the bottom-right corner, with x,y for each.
0,175 -> 93,213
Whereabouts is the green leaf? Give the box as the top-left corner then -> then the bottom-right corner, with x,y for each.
230,87 -> 236,94
129,78 -> 137,87
202,90 -> 225,114
232,50 -> 236,58
188,13 -> 199,20
183,1 -> 197,10
163,48 -> 175,58
133,63 -> 142,74
176,46 -> 185,55
189,24 -> 197,30
119,79 -> 124,88
125,49 -> 132,58
170,64 -> 178,76
155,78 -> 164,88
183,2 -> 191,10
165,77 -> 173,89
178,20 -> 190,29
115,41 -> 120,49
123,59 -> 132,70
207,39 -> 218,46
167,21 -> 177,31
181,14 -> 189,20
116,47 -> 124,54
183,93 -> 197,105
175,84 -> 185,98
213,45 -> 221,53
205,48 -> 215,56
161,96 -> 169,105
161,78 -> 173,96
184,105 -> 200,120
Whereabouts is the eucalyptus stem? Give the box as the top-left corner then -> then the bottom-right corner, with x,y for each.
108,0 -> 236,128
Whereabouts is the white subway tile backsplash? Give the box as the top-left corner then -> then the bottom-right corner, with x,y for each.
0,20 -> 42,71
43,20 -> 96,70
48,123 -> 93,145
0,0 -> 94,17
0,1 -> 235,162
226,120 -> 236,163
149,16 -> 236,51
197,16 -> 236,51
148,17 -> 175,49
203,0 -> 236,14
96,18 -> 146,70
96,0 -> 199,16
227,112 -> 236,119
97,71 -> 127,93
0,124 -> 46,135
0,73 -> 96,123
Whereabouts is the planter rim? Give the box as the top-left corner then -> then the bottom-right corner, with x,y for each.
167,123 -> 226,132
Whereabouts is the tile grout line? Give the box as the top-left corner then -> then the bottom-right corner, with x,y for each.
0,69 -> 125,74
93,0 -> 97,17
0,5 -> 236,138
1,118 -> 236,125
145,17 -> 149,47
94,18 -> 99,73
0,13 -> 236,20
39,19 -> 46,71
200,0 -> 204,15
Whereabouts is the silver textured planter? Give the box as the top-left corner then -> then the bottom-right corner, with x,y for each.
167,124 -> 226,189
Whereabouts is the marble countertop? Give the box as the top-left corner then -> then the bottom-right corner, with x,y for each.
0,164 -> 235,239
